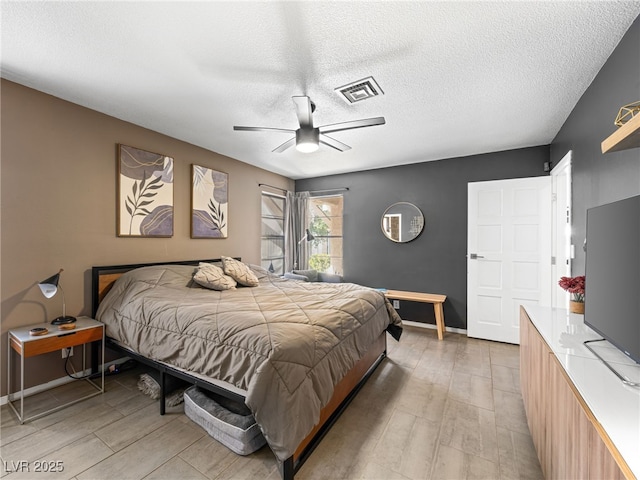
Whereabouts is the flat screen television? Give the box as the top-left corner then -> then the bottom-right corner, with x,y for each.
584,194 -> 640,365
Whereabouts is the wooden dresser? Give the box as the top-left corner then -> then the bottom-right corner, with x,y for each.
520,306 -> 638,479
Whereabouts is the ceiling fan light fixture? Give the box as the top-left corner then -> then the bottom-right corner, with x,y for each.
234,95 -> 383,153
296,128 -> 320,153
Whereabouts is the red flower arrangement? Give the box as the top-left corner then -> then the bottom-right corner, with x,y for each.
558,275 -> 585,302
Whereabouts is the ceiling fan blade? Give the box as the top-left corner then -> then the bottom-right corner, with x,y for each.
319,134 -> 352,152
234,126 -> 295,133
319,117 -> 386,134
292,96 -> 314,128
272,137 -> 297,153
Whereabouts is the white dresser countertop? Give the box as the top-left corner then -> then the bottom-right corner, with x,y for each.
524,305 -> 640,478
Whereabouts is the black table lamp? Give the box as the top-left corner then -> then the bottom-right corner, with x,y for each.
38,269 -> 76,325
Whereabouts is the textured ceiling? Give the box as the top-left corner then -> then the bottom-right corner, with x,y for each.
2,2 -> 639,179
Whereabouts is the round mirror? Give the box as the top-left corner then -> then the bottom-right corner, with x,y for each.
381,202 -> 424,243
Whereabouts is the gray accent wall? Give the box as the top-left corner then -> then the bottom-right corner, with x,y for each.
296,147 -> 548,329
297,16 -> 638,332
551,15 -> 640,275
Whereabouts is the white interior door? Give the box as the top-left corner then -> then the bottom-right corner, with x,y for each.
467,177 -> 552,344
551,152 -> 572,308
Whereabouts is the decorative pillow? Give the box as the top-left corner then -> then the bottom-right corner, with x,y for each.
292,269 -> 318,282
221,257 -> 260,287
193,262 -> 237,290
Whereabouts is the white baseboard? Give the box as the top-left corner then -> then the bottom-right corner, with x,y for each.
1,358 -> 127,406
402,320 -> 467,335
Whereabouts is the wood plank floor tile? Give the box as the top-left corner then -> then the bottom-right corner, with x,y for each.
28,390 -> 123,430
348,460 -> 412,480
1,402 -> 124,463
328,400 -> 395,457
100,380 -> 156,416
93,402 -> 178,452
489,343 -> 520,369
178,435 -> 248,479
398,415 -> 442,480
431,444 -> 500,480
448,371 -> 494,411
5,434 -> 113,480
412,340 -> 457,388
453,341 -> 492,379
491,364 -> 521,394
48,380 -> 99,404
0,406 -> 38,447
410,363 -> 453,388
77,418 -> 203,480
296,426 -> 363,479
2,390 -> 59,426
439,399 -> 499,463
496,426 -> 544,480
144,456 -> 208,480
212,444 -> 279,480
350,360 -> 412,416
370,409 -> 417,473
493,389 -> 530,435
388,344 -> 427,370
395,376 -> 449,422
390,326 -> 433,351
456,337 -> 492,356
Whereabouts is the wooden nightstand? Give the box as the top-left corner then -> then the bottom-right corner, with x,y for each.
7,316 -> 105,423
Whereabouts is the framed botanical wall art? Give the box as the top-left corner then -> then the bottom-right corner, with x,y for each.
191,164 -> 228,238
117,144 -> 174,237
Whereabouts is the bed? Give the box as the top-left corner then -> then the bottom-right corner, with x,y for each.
91,258 -> 402,479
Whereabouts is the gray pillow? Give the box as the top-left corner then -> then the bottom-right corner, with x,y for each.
318,272 -> 343,283
283,272 -> 309,282
292,269 -> 318,282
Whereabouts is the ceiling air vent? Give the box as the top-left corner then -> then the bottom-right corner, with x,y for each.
335,76 -> 383,104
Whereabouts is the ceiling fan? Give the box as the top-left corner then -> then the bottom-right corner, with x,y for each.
233,96 -> 385,153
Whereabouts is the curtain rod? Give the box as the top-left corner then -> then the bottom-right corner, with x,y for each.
258,183 -> 287,193
308,187 -> 349,194
259,184 -> 349,195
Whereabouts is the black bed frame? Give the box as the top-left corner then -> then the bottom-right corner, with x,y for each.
91,259 -> 386,479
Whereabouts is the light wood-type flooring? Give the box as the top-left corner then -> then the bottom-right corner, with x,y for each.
1,326 -> 543,479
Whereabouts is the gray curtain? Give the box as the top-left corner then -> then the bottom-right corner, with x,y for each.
284,191 -> 310,272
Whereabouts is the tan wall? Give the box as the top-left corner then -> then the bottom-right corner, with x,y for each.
0,80 -> 293,396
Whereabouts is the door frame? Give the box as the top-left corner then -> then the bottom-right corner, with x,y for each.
551,151 -> 572,308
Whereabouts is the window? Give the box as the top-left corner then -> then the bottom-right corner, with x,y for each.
308,195 -> 343,274
261,193 -> 285,275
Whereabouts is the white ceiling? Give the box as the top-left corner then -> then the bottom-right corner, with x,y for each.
2,2 -> 639,180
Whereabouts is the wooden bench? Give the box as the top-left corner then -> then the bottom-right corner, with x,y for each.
384,290 -> 447,340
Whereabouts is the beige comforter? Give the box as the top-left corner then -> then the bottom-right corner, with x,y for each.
96,264 -> 402,461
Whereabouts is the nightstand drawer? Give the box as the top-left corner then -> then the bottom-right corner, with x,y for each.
10,327 -> 103,358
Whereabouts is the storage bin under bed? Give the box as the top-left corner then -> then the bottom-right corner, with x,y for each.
183,386 -> 266,455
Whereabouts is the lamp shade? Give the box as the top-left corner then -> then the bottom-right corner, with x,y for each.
38,272 -> 60,299
37,269 -> 75,325
298,228 -> 315,244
